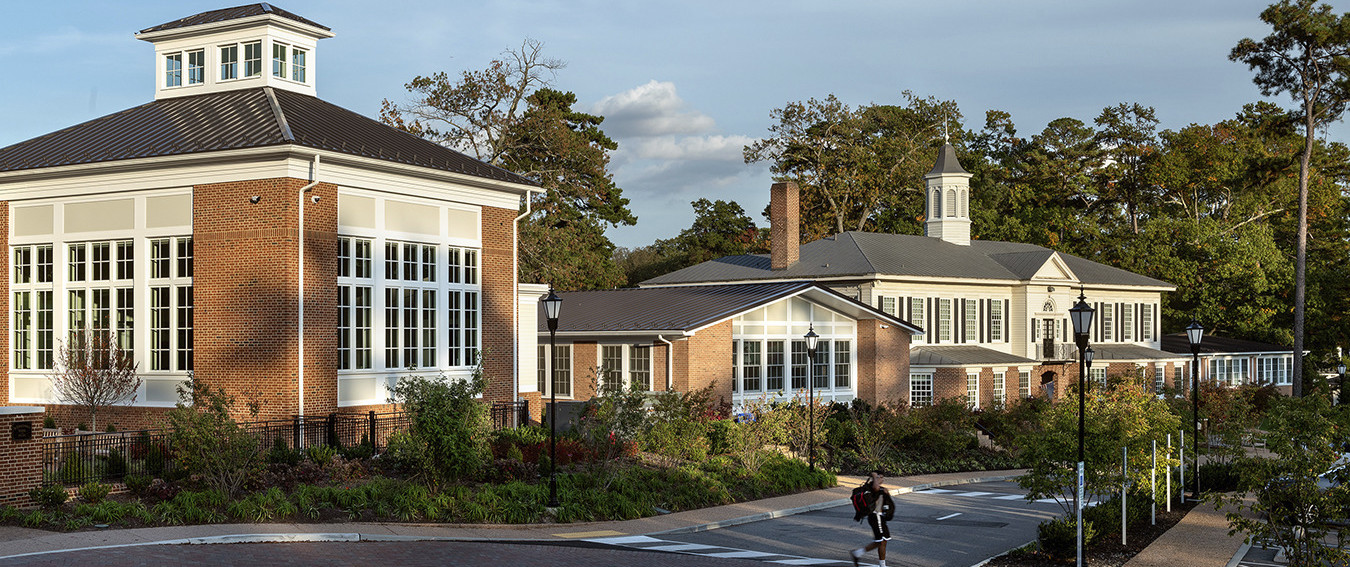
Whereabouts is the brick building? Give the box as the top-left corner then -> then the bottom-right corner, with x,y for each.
640,146 -> 1296,408
0,5 -> 541,428
535,282 -> 920,408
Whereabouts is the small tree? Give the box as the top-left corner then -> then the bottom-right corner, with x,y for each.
387,357 -> 492,486
1219,395 -> 1350,567
50,330 -> 140,431
166,376 -> 263,496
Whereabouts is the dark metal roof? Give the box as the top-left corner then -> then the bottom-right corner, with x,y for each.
910,346 -> 1036,366
534,281 -> 919,335
926,142 -> 968,176
1087,344 -> 1186,361
537,282 -> 818,333
1160,333 -> 1291,355
140,3 -> 329,34
0,88 -> 537,187
641,232 -> 1172,288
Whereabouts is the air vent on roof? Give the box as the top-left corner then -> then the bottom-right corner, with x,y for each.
261,3 -> 273,13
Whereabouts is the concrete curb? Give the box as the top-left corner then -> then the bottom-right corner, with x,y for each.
650,474 -> 1024,535
1224,540 -> 1252,567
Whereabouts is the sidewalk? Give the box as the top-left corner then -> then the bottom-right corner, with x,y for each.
1123,496 -> 1256,567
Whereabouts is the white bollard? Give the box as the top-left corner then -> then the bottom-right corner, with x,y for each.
1152,439 -> 1157,525
1122,445 -> 1128,546
1166,434 -> 1172,513
1179,429 -> 1186,504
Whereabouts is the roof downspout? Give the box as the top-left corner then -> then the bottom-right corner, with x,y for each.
657,335 -> 674,390
298,154 -> 320,428
512,196 -> 532,424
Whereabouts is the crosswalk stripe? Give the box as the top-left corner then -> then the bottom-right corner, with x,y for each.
951,491 -> 995,497
994,494 -> 1026,500
585,535 -> 661,545
769,559 -> 844,565
642,543 -> 721,552
917,488 -> 955,494
704,550 -> 779,558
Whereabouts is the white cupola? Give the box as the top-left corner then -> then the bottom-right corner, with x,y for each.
135,3 -> 334,100
923,142 -> 974,246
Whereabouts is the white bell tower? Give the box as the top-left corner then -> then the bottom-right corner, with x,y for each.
923,142 -> 973,246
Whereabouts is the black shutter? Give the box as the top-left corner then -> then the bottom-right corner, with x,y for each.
1003,299 -> 1010,342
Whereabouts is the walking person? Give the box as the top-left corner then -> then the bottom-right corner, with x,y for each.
850,471 -> 894,567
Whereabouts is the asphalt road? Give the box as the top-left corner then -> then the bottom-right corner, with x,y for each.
589,480 -> 1064,567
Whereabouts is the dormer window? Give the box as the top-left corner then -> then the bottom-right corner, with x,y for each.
165,53 -> 182,87
272,43 -> 288,79
243,41 -> 262,77
292,48 -> 307,83
220,45 -> 237,80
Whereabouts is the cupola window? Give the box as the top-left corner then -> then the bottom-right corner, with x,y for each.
292,48 -> 307,83
186,50 -> 204,85
243,41 -> 262,77
165,53 -> 182,87
220,45 -> 238,80
272,43 -> 288,78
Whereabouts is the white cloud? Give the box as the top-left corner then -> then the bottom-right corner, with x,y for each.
593,80 -> 716,138
621,134 -> 754,162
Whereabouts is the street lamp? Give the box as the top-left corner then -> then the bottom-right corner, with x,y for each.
1068,289 -> 1095,567
1338,361 -> 1346,406
1185,319 -> 1204,502
542,288 -> 563,508
804,324 -> 820,471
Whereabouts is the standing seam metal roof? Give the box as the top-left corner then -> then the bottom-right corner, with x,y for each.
641,232 -> 1171,288
536,282 -> 819,333
0,88 -> 537,187
139,3 -> 330,34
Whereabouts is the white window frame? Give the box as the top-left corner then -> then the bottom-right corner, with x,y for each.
272,42 -> 288,79
186,49 -> 205,85
910,373 -> 934,407
291,47 -> 308,83
990,300 -> 1004,342
1018,370 -> 1031,398
536,344 -> 572,398
243,41 -> 263,77
219,44 -> 238,81
993,371 -> 1006,406
164,52 -> 183,88
938,299 -> 952,342
966,372 -> 980,409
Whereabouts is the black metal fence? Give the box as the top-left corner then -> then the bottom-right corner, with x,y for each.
490,400 -> 530,430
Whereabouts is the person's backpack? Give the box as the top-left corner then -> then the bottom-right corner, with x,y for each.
850,484 -> 871,522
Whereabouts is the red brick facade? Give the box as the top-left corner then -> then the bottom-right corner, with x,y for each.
0,408 -> 43,508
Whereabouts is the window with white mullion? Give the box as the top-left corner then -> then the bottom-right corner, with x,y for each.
220,45 -> 238,81
384,288 -> 400,369
834,341 -> 851,388
291,48 -> 307,83
910,373 -> 933,407
165,52 -> 183,87
272,43 -> 288,78
13,292 -> 31,370
187,50 -> 205,85
150,287 -> 171,371
446,246 -> 481,367
175,286 -> 192,371
243,41 -> 262,77
812,340 -> 829,389
601,345 -> 624,391
148,236 -> 192,372
630,346 -> 651,391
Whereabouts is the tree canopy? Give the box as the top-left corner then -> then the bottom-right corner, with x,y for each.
381,39 -> 634,290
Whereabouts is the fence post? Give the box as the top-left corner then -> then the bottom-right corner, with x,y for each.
368,410 -> 376,449
326,412 -> 338,448
1179,429 -> 1185,503
1122,445 -> 1127,546
1166,434 -> 1172,512
1151,439 -> 1156,526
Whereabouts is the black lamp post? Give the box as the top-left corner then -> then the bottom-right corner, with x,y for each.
1185,319 -> 1204,501
805,324 -> 819,471
1338,362 -> 1346,406
542,288 -> 562,508
1068,289 -> 1094,567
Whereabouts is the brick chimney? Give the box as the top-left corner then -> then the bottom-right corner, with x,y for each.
770,181 -> 799,270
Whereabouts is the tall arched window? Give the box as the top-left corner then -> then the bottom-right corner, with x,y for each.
959,189 -> 968,217
945,189 -> 957,217
930,190 -> 940,218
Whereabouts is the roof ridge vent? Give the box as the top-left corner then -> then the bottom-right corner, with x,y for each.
263,87 -> 294,141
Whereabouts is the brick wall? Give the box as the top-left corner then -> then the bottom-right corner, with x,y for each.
480,206 -> 516,405
571,341 -> 598,401
934,367 -> 967,403
769,182 -> 800,270
193,177 -> 338,421
679,321 -> 733,404
0,407 -> 43,508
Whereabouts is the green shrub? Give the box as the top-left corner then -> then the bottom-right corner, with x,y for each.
43,415 -> 55,429
105,424 -> 117,433
266,437 -> 301,466
705,419 -> 736,455
104,448 -> 128,480
306,445 -> 338,467
387,363 -> 492,485
340,434 -> 375,461
144,443 -> 170,477
124,474 -> 152,496
1038,516 -> 1095,560
78,482 -> 111,504
1199,461 -> 1240,493
59,452 -> 96,484
29,484 -> 69,509
165,378 -> 263,496
505,443 -> 524,462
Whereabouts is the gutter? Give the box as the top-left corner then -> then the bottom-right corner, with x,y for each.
297,154 -> 321,429
657,335 -> 674,390
512,196 -> 532,422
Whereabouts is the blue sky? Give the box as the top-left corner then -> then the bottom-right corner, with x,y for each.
0,1 -> 1343,248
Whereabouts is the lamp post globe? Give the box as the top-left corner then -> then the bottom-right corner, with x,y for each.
1185,319 -> 1204,501
804,325 -> 819,471
542,288 -> 562,508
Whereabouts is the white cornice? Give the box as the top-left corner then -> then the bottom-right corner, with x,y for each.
0,147 -> 541,205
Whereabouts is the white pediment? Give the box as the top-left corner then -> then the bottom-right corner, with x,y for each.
1032,253 -> 1078,282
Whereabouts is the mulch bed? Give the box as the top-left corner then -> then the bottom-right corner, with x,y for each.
986,499 -> 1199,567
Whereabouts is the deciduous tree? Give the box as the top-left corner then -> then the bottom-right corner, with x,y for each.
1231,0 -> 1350,395
49,330 -> 141,432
